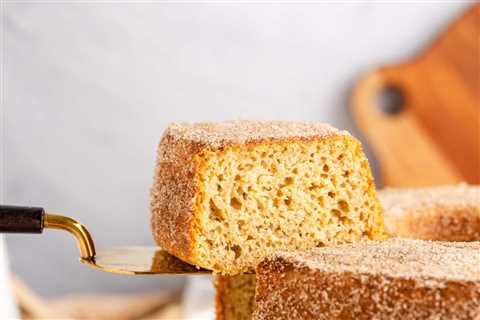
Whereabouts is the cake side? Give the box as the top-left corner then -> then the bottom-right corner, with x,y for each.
215,275 -> 256,320
380,185 -> 480,241
254,239 -> 480,320
150,128 -> 205,264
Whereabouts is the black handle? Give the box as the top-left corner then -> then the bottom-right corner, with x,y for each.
0,205 -> 45,233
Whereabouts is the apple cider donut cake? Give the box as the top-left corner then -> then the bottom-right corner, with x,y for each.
380,184 -> 480,242
254,238 -> 480,320
150,121 -> 384,274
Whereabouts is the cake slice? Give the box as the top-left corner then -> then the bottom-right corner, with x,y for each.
380,184 -> 480,241
255,238 -> 480,320
150,121 -> 384,274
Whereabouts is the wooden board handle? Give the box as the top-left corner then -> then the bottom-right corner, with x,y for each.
351,64 -> 464,187
351,4 -> 479,187
352,65 -> 410,122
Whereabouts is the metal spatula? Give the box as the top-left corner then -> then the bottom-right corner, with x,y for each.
0,205 -> 210,275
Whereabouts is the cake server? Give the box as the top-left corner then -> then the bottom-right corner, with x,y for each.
0,205 -> 210,275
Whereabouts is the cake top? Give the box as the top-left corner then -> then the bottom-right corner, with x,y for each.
164,121 -> 347,147
379,184 -> 479,217
264,239 -> 480,285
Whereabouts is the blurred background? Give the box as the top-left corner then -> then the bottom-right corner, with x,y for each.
1,1 -> 477,319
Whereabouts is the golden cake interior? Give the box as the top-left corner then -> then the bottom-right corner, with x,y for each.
215,275 -> 256,320
193,135 -> 384,274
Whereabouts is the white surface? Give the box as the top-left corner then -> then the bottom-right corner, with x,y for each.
0,237 -> 19,320
183,276 -> 215,320
3,1 -> 470,299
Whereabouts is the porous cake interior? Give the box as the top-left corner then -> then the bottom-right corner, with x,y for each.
194,135 -> 383,274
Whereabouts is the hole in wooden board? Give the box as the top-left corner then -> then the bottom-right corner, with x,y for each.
375,85 -> 405,115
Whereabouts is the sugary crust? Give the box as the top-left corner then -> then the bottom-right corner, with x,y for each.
161,121 -> 345,147
380,184 -> 480,241
150,130 -> 202,264
254,239 -> 480,320
150,121 -> 347,267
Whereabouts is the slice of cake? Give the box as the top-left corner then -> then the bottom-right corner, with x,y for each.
255,239 -> 480,320
380,184 -> 480,241
215,275 -> 256,320
150,121 -> 385,274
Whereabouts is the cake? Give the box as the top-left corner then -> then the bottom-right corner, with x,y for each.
215,185 -> 480,319
150,121 -> 385,274
215,275 -> 256,320
254,238 -> 480,320
380,184 -> 480,241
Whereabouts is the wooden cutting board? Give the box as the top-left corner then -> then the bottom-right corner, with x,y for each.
352,4 -> 479,187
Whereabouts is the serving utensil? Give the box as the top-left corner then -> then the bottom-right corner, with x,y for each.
0,205 -> 209,275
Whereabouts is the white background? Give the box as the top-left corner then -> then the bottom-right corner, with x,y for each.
2,1 -> 470,297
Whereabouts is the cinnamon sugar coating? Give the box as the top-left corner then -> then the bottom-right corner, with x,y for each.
380,184 -> 480,241
255,239 -> 480,320
163,121 -> 344,147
